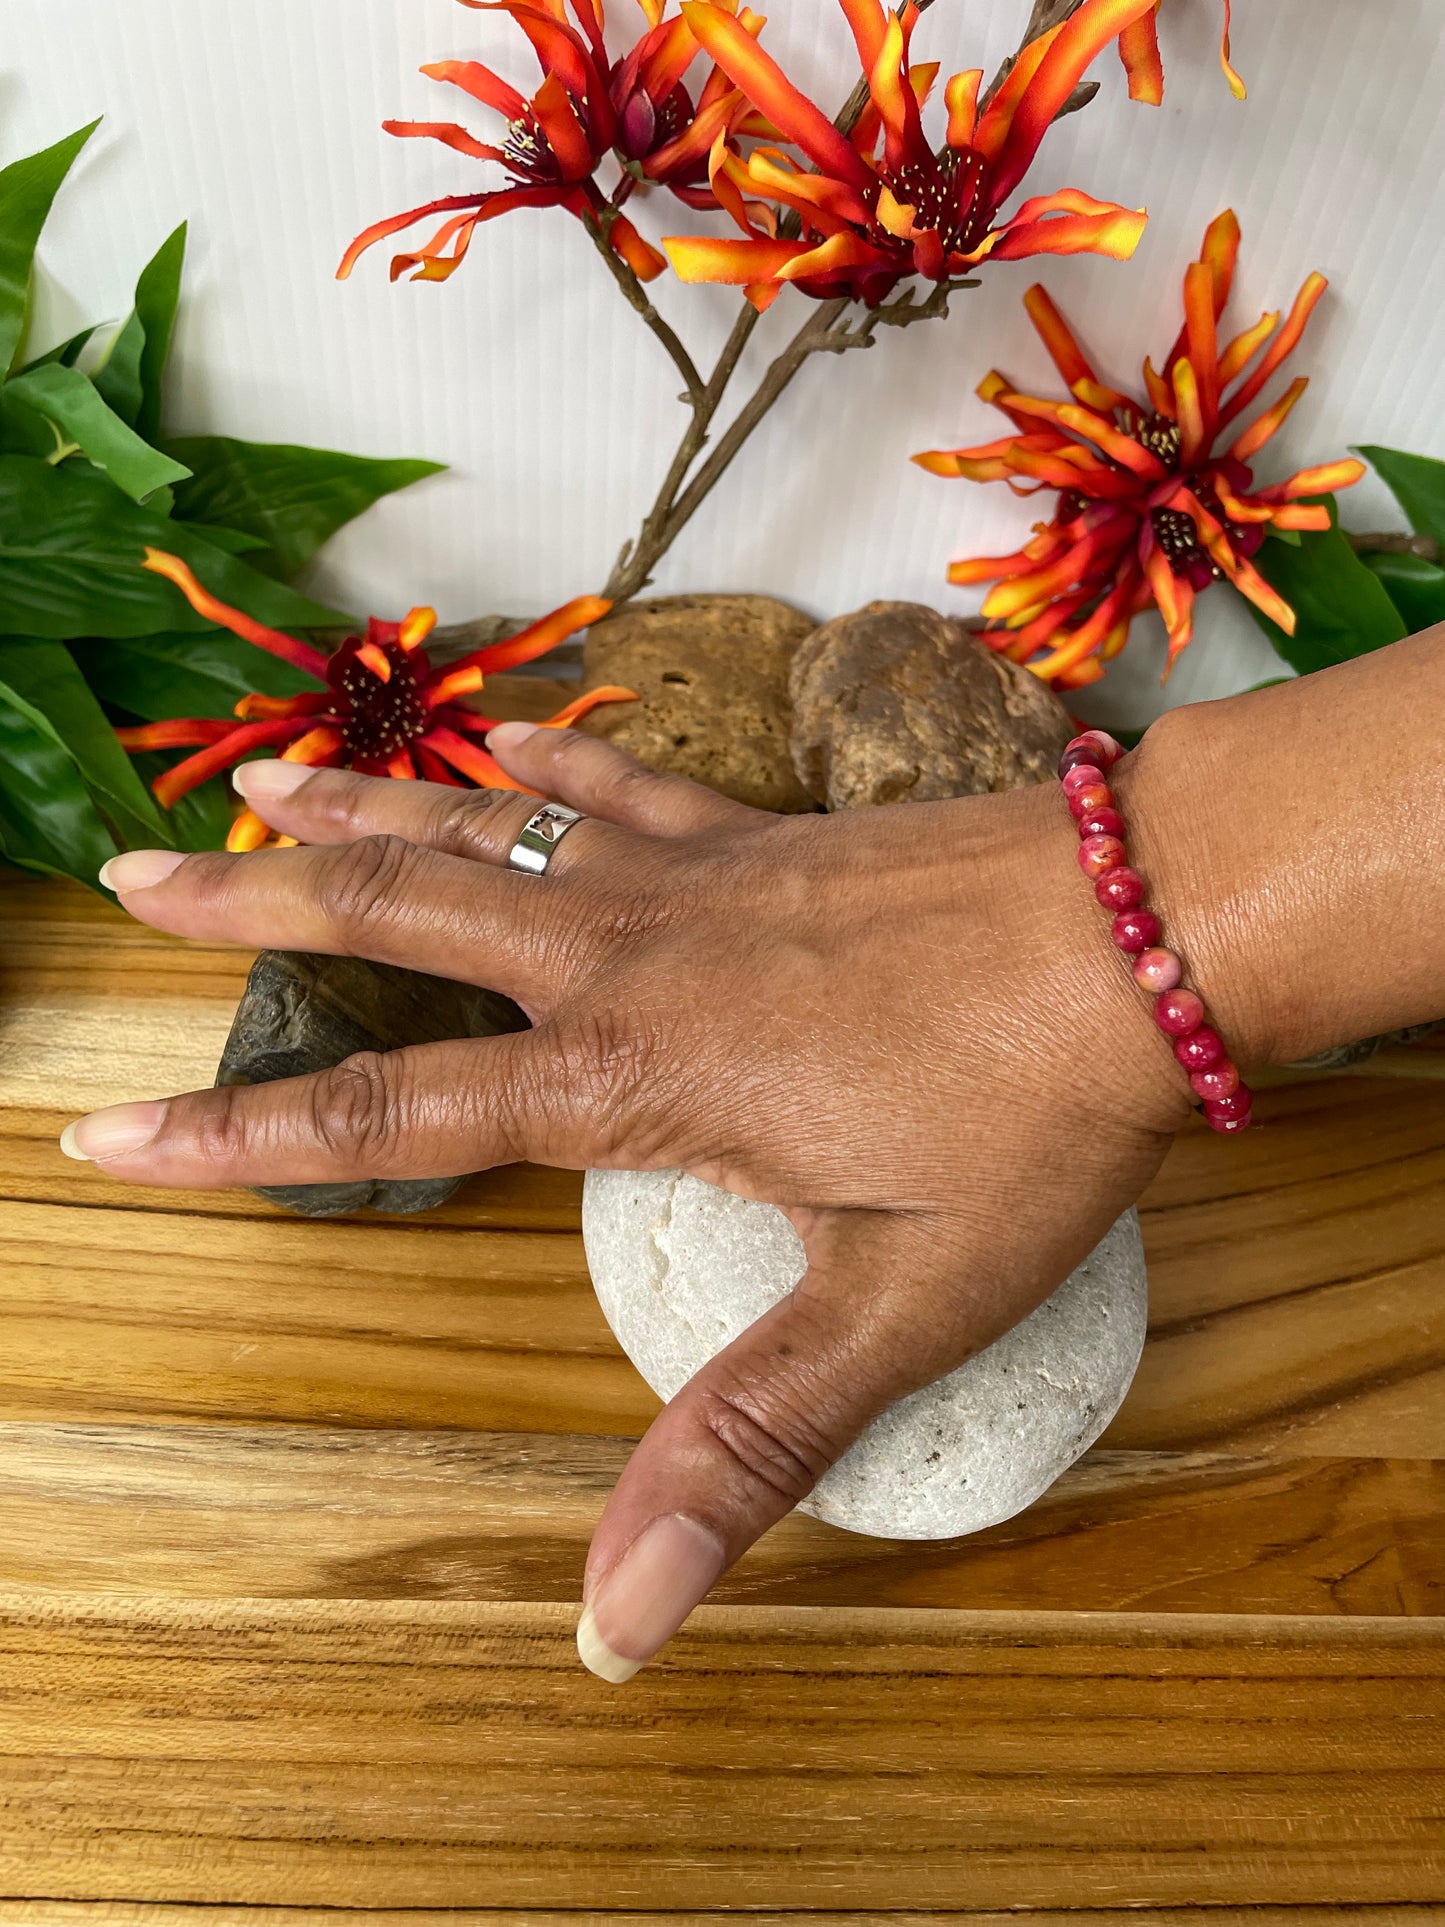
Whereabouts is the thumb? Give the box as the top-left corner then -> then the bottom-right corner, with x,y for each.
576,1209 -> 968,1684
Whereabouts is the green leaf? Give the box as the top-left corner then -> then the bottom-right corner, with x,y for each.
70,627 -> 311,722
0,122 -> 100,376
16,323 -> 99,374
4,361 -> 191,502
0,634 -> 171,848
122,751 -> 235,853
1359,550 -> 1445,637
1246,509 -> 1407,673
0,453 -> 349,638
166,435 -> 444,580
93,221 -> 186,439
0,670 -> 118,887
1355,444 -> 1445,552
183,522 -> 269,556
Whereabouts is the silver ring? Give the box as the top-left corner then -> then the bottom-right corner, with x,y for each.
506,802 -> 585,875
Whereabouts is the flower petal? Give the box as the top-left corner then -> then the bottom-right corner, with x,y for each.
382,120 -> 508,163
541,683 -> 640,727
454,594 -> 614,675
1117,6 -> 1163,104
664,233 -> 810,284
1228,375 -> 1308,462
1219,0 -> 1247,99
944,68 -> 983,150
150,718 -> 316,808
681,1 -> 874,188
1219,271 -> 1328,425
420,58 -> 527,120
141,550 -> 330,679
609,211 -> 668,280
1257,458 -> 1366,502
982,195 -> 1147,265
114,719 -> 239,750
989,0 -> 1161,203
337,193 -> 490,280
420,725 -> 539,791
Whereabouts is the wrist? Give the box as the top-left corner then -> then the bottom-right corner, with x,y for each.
1111,628 -> 1445,1072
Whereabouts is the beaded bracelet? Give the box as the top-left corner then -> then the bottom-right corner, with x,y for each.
1059,728 -> 1253,1134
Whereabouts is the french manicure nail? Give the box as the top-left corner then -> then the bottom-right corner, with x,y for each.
98,850 -> 186,893
233,759 -> 313,803
59,1100 -> 167,1163
485,719 -> 541,751
576,1514 -> 726,1684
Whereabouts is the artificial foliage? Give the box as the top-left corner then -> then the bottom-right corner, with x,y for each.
0,121 -> 443,889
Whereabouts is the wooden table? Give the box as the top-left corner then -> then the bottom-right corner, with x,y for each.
0,868 -> 1441,1920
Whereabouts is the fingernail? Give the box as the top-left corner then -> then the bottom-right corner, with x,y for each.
576,1514 -> 726,1685
59,1100 -> 167,1163
98,850 -> 186,893
234,759 -> 313,803
485,720 -> 540,751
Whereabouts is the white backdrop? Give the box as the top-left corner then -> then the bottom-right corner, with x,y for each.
7,0 -> 1444,724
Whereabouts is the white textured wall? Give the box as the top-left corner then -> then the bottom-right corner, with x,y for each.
7,0 -> 1444,724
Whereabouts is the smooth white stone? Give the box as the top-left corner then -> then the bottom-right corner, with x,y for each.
582,1169 -> 1147,1540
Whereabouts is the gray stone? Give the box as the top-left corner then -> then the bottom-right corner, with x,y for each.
216,950 -> 526,1218
582,1168 -> 1147,1540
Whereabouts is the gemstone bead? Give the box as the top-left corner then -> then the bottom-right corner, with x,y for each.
1062,763 -> 1106,797
1058,745 -> 1105,778
1062,729 -> 1122,771
1067,782 -> 1114,821
1112,909 -> 1162,953
1173,1024 -> 1225,1071
1079,833 -> 1127,879
1076,805 -> 1125,841
1204,1086 -> 1253,1121
1190,1060 -> 1240,1101
1095,866 -> 1145,911
1206,1108 -> 1252,1133
1154,988 -> 1204,1036
1133,947 -> 1182,993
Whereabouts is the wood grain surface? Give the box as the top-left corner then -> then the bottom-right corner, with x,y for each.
1,870 -> 1442,1911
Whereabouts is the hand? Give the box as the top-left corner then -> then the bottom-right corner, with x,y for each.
65,722 -> 1200,1678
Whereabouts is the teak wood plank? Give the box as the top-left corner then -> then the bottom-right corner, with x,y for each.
0,1597 -> 1440,1909
1,1911 -> 1441,1926
0,1424 -> 1439,1617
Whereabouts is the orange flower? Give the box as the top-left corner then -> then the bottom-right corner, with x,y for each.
338,0 -> 763,286
117,552 -> 631,850
1117,1 -> 1246,105
915,212 -> 1365,688
662,0 -> 1158,311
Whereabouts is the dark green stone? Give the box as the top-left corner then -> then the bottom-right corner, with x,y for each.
215,950 -> 526,1217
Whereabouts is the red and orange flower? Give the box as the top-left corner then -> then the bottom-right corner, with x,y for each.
1118,1 -> 1246,105
661,0 -> 1160,311
914,212 -> 1365,688
118,552 -> 631,850
338,0 -> 764,286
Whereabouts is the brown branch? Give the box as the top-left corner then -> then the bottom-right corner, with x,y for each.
583,210 -> 706,405
1347,530 -> 1442,563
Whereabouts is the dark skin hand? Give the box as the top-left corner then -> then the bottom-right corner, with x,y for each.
63,625 -> 1445,1678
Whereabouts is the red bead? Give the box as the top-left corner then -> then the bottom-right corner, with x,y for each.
1112,909 -> 1162,953
1190,1060 -> 1240,1101
1133,947 -> 1182,993
1173,1024 -> 1225,1071
1063,729 -> 1123,770
1067,782 -> 1114,821
1058,745 -> 1104,778
1204,1086 -> 1253,1122
1076,805 -> 1124,840
1062,763 -> 1106,797
1079,833 -> 1127,879
1095,866 -> 1144,910
1154,988 -> 1204,1036
1206,1108 -> 1253,1133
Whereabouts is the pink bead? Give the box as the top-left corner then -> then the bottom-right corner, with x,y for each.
1206,1108 -> 1252,1133
1076,805 -> 1124,841
1095,866 -> 1144,911
1063,729 -> 1123,770
1173,1024 -> 1225,1071
1204,1086 -> 1253,1122
1062,763 -> 1106,797
1079,833 -> 1127,879
1190,1060 -> 1240,1101
1154,988 -> 1204,1036
1112,909 -> 1162,954
1133,947 -> 1182,993
1058,744 -> 1104,778
1067,782 -> 1114,821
